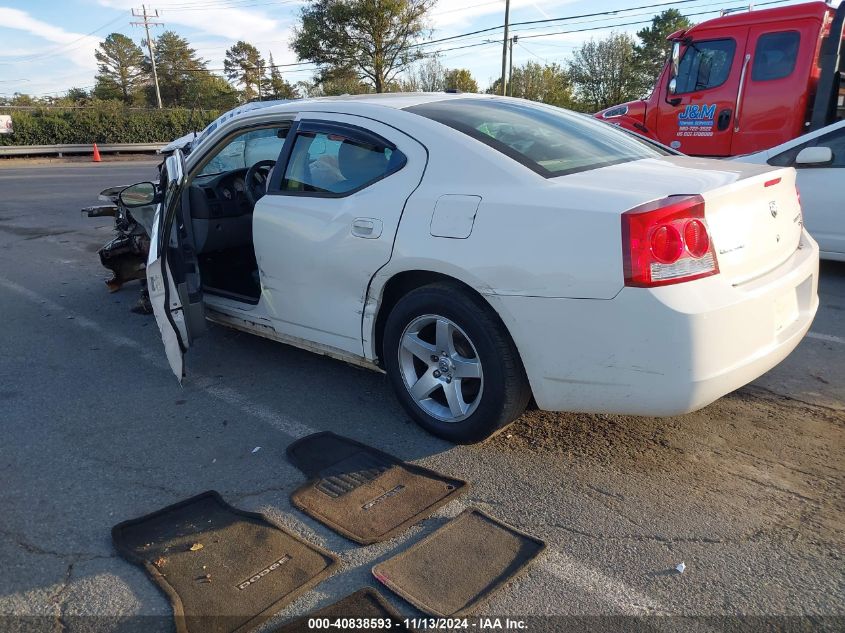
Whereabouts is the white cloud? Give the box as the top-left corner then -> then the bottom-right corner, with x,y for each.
431,0 -> 576,29
0,7 -> 100,71
96,0 -> 294,41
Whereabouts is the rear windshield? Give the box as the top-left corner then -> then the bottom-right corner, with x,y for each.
405,98 -> 668,177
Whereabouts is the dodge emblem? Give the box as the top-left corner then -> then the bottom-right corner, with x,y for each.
769,201 -> 778,218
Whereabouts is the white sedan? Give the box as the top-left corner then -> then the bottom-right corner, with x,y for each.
733,119 -> 845,261
120,94 -> 819,443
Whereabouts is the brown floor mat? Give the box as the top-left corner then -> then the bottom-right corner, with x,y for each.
271,588 -> 410,632
372,508 -> 545,617
286,432 -> 467,544
112,491 -> 339,633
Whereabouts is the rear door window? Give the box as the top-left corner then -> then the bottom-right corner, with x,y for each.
279,125 -> 406,195
752,31 -> 800,81
675,39 -> 736,93
406,99 -> 667,178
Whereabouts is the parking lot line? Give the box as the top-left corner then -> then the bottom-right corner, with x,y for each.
807,331 -> 845,345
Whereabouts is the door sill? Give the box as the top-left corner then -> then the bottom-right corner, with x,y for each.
205,307 -> 383,373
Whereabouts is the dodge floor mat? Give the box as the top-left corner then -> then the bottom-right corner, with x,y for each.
372,508 -> 545,617
112,491 -> 339,633
286,432 -> 467,544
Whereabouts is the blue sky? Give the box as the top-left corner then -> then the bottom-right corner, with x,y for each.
0,0 -> 818,98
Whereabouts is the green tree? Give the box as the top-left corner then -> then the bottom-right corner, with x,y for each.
190,74 -> 240,110
293,0 -> 436,93
568,32 -> 644,112
634,9 -> 692,87
265,53 -> 298,99
93,33 -> 145,103
444,68 -> 478,93
65,87 -> 90,103
319,68 -> 374,95
224,41 -> 265,101
146,31 -> 207,107
509,62 -> 572,107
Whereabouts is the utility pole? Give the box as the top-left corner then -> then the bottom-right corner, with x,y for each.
500,0 -> 510,96
508,35 -> 518,97
131,5 -> 164,109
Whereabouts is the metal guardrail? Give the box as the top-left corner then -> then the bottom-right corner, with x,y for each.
0,143 -> 165,157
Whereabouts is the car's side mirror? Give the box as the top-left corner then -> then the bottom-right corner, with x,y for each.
119,182 -> 158,207
668,78 -> 678,95
795,146 -> 833,167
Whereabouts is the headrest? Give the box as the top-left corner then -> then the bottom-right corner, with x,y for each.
337,141 -> 388,189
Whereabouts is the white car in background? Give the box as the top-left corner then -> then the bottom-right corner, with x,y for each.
119,94 -> 819,443
733,119 -> 845,261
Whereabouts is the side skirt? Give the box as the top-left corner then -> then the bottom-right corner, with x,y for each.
205,308 -> 384,373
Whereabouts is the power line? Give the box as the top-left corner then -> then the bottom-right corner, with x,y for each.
516,0 -> 793,41
409,0 -> 711,50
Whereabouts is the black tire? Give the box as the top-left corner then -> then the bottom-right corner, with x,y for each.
383,282 -> 531,444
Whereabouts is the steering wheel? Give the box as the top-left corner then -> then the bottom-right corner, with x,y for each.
244,159 -> 276,207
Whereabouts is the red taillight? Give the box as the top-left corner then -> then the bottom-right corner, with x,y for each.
651,225 -> 683,263
683,219 -> 710,258
622,194 -> 719,287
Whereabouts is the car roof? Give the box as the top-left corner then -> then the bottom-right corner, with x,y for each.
240,91 -> 495,118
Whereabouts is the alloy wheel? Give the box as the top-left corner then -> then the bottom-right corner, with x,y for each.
397,314 -> 484,423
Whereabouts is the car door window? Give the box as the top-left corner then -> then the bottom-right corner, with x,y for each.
197,127 -> 288,177
751,31 -> 800,81
675,39 -> 736,94
768,127 -> 845,167
280,129 -> 406,195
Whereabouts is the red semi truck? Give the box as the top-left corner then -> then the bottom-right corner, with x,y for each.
594,1 -> 845,156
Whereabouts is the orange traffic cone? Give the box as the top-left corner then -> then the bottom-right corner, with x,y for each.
92,142 -> 102,162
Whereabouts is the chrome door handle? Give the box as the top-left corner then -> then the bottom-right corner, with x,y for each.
351,218 -> 383,239
734,53 -> 751,133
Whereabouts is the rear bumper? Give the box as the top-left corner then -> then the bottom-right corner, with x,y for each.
489,231 -> 819,416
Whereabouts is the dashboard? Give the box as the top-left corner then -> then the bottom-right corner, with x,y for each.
188,168 -> 255,254
189,168 -> 252,220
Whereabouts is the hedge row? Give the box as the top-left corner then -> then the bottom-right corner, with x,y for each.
0,104 -> 222,146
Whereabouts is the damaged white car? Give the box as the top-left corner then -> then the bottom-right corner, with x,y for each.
119,94 -> 819,443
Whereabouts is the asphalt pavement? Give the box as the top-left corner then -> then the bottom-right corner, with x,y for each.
0,160 -> 843,632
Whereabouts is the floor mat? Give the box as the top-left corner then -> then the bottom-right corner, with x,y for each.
372,508 -> 546,617
271,588 -> 410,632
112,491 -> 339,633
287,432 -> 468,545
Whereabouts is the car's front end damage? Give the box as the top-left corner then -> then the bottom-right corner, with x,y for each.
82,185 -> 153,313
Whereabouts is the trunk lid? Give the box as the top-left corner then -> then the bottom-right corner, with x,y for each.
700,164 -> 802,285
555,156 -> 803,285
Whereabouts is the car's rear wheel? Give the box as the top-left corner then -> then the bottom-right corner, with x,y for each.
383,282 -> 531,443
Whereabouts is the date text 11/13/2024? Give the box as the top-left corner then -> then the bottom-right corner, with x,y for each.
306,617 -> 529,629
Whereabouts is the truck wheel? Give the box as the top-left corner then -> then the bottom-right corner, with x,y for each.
383,282 -> 531,444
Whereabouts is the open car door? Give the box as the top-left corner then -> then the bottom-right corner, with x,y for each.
147,150 -> 205,381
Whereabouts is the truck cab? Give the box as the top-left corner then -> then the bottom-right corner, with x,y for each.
596,2 -> 844,157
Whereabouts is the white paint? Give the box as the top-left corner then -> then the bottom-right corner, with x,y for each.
733,119 -> 845,261
807,331 -> 845,345
159,94 -> 821,421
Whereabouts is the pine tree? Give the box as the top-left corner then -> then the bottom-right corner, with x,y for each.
93,33 -> 145,103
